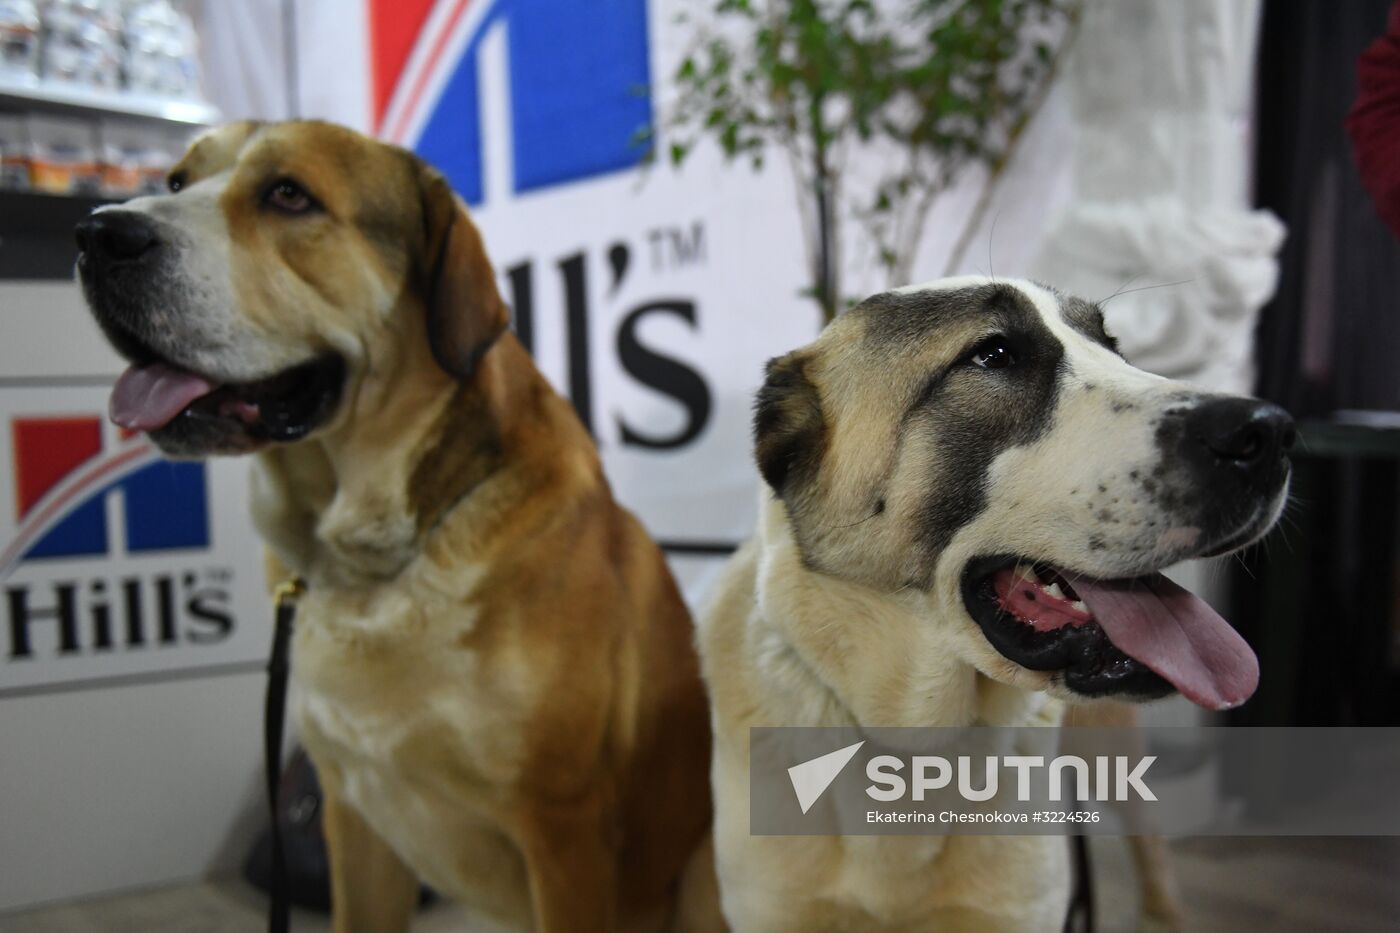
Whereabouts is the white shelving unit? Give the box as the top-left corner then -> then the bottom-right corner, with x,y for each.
0,75 -> 219,127
0,76 -> 220,278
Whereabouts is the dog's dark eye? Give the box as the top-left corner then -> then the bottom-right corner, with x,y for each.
264,179 -> 317,214
167,171 -> 187,193
968,337 -> 1016,370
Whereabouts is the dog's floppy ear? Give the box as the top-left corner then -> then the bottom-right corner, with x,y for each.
417,164 -> 509,380
753,352 -> 826,499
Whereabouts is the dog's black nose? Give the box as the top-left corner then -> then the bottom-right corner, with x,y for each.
76,211 -> 159,262
1187,397 -> 1295,469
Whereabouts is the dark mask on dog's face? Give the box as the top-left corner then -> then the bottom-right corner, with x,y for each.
753,278 -> 1293,710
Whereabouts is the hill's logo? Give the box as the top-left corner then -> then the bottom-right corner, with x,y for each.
1,412 -> 236,683
371,0 -> 651,204
2,417 -> 207,578
364,0 -> 714,460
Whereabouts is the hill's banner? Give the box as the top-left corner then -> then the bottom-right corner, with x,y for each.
0,387 -> 269,695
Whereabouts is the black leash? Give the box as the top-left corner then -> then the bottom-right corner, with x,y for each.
1064,832 -> 1095,933
265,577 -> 304,933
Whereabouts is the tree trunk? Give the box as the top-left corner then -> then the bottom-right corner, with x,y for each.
814,173 -> 837,326
810,91 -> 838,327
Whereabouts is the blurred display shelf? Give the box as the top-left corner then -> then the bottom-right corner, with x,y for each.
0,190 -> 112,281
0,76 -> 218,127
1295,415 -> 1400,459
1231,413 -> 1400,727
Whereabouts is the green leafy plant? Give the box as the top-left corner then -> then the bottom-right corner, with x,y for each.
665,0 -> 1078,325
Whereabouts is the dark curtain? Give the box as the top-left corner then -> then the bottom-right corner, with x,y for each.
1254,0 -> 1400,416
1230,0 -> 1400,728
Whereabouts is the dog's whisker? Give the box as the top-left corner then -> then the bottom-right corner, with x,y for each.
1099,278 -> 1195,304
1096,272 -> 1146,306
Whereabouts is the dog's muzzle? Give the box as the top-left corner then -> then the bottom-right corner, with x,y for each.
76,209 -> 348,458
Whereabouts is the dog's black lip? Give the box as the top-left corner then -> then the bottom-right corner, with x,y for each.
143,353 -> 347,450
92,306 -> 346,444
960,554 -> 1173,700
82,258 -> 346,451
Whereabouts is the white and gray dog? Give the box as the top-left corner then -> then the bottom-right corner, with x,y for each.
698,276 -> 1293,931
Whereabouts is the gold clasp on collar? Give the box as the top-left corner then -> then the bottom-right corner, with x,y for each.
273,576 -> 306,609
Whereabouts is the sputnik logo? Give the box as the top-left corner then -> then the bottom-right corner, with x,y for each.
787,741 -> 865,814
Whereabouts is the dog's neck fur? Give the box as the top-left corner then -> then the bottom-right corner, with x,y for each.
752,491 -> 1057,731
250,331 -> 599,589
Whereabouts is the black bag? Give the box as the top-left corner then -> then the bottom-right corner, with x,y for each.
242,747 -> 333,912
242,748 -> 437,913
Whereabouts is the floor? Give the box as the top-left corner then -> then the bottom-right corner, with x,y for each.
2,837 -> 1396,932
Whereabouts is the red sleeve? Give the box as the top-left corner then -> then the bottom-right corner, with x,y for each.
1347,0 -> 1400,239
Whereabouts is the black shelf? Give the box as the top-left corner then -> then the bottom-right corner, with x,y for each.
1230,415 -> 1400,727
0,190 -> 112,280
1294,416 -> 1400,459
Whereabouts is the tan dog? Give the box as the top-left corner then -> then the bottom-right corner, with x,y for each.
699,278 -> 1293,931
76,120 -> 716,932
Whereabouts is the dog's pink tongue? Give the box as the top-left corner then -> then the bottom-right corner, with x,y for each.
110,364 -> 214,431
1074,573 -> 1259,710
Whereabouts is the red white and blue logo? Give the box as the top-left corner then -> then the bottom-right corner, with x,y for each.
370,0 -> 652,204
0,397 -> 252,692
1,417 -> 209,581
